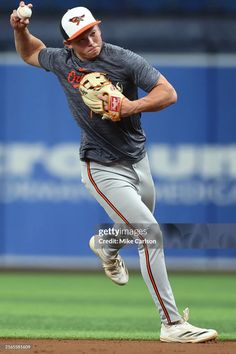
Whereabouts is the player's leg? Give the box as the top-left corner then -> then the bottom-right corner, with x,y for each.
81,158 -> 181,323
125,155 -> 182,324
133,155 -> 218,341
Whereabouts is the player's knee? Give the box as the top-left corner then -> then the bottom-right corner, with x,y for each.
136,223 -> 163,250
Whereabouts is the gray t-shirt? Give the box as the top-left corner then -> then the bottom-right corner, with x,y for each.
38,42 -> 160,163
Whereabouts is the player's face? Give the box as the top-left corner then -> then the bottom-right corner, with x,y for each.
66,26 -> 103,61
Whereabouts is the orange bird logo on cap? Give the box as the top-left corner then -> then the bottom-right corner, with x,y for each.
69,15 -> 85,26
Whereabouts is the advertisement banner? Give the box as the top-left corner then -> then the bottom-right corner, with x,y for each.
0,57 -> 235,266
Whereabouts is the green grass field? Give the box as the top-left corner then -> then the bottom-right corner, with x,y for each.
0,272 -> 235,340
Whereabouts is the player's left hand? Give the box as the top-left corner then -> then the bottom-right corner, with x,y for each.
79,72 -> 128,121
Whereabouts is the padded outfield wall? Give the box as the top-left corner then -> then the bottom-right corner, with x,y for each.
0,53 -> 235,270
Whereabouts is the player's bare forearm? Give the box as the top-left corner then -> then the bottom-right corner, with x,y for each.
121,74 -> 177,117
10,2 -> 46,67
134,80 -> 177,112
14,28 -> 45,66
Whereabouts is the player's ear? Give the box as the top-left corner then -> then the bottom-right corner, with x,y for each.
96,25 -> 101,35
64,40 -> 72,48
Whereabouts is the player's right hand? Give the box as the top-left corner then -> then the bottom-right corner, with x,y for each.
10,2 -> 33,30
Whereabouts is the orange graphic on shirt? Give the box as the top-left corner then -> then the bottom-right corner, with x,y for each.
67,70 -> 86,88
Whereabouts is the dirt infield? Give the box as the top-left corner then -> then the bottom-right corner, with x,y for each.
0,339 -> 236,354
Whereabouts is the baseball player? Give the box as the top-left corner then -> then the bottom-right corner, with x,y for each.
10,2 -> 218,343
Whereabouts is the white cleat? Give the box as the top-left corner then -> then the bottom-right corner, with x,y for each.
160,308 -> 218,343
89,235 -> 129,286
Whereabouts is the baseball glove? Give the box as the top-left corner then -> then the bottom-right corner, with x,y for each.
79,72 -> 124,122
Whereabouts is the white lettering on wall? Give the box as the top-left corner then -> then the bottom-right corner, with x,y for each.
0,143 -> 236,204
